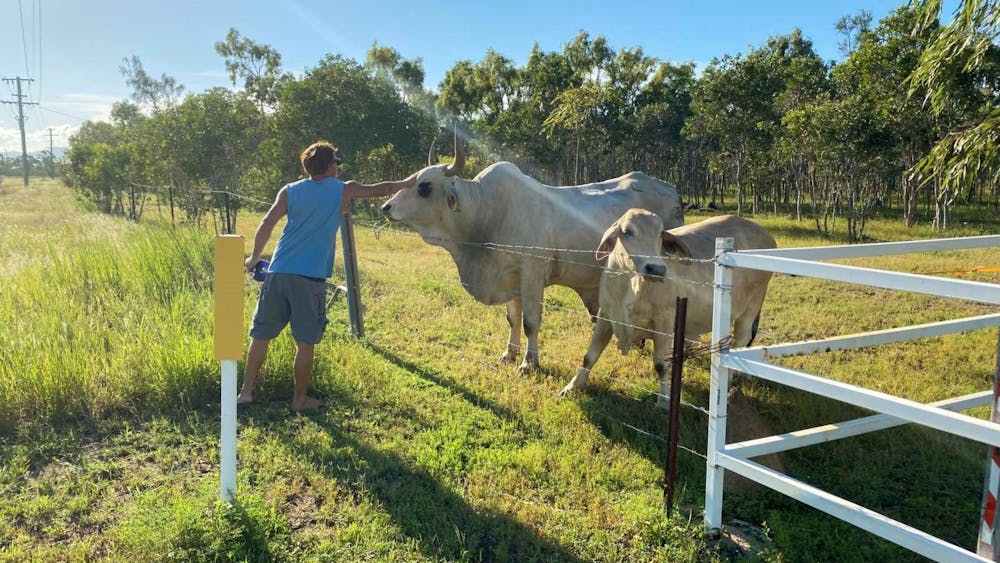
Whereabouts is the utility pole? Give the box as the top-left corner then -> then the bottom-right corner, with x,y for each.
47,128 -> 55,178
2,77 -> 39,186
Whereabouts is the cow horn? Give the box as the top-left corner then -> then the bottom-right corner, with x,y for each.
444,136 -> 465,177
427,140 -> 438,166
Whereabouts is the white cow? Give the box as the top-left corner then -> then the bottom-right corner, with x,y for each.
381,145 -> 685,372
560,210 -> 776,405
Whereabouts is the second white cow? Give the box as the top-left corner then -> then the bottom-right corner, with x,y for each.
560,210 -> 776,405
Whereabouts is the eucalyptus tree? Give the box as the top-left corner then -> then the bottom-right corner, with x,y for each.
686,50 -> 781,214
835,10 -> 873,55
365,41 -> 436,117
834,6 -> 939,227
142,88 -> 262,232
632,62 -> 696,190
910,0 -> 1000,218
119,55 -> 185,110
502,43 -> 576,181
214,28 -> 289,112
542,82 -> 605,183
687,30 -> 827,215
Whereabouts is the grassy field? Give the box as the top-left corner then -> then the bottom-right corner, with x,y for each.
1,177 -> 999,562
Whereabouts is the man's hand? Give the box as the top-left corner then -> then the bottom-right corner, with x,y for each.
245,256 -> 258,274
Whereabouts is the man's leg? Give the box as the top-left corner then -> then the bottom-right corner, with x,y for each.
238,337 -> 270,405
291,340 -> 320,411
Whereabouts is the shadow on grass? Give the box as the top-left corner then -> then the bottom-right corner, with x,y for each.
244,406 -> 586,563
366,342 -> 530,430
571,381 -> 712,508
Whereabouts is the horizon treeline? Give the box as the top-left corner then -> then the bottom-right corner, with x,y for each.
58,1 -> 999,241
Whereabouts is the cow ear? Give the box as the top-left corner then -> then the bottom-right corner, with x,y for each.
661,231 -> 693,258
595,222 -> 620,261
446,185 -> 461,213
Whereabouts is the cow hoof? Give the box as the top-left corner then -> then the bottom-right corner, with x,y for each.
497,351 -> 516,365
517,362 -> 537,374
559,384 -> 579,397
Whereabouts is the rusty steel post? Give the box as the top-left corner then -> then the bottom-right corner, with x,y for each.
665,296 -> 688,515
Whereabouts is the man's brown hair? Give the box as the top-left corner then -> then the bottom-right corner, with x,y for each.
300,141 -> 341,176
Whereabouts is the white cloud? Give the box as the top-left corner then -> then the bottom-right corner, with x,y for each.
0,93 -> 120,153
0,123 -> 80,154
41,93 -> 119,124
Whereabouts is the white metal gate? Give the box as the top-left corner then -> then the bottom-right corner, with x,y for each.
704,234 -> 1000,562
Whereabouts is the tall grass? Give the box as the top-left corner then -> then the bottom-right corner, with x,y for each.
0,180 -> 222,434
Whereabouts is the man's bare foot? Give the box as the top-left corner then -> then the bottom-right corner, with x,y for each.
236,392 -> 254,406
291,395 -> 321,412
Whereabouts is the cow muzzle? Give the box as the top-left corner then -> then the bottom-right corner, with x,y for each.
380,202 -> 396,220
642,263 -> 667,281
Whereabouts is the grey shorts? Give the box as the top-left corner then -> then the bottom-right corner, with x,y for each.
249,273 -> 328,344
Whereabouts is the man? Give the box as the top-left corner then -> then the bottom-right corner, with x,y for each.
238,141 -> 417,411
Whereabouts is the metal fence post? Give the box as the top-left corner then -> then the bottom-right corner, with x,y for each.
341,208 -> 364,338
665,296 -> 688,516
705,237 -> 734,531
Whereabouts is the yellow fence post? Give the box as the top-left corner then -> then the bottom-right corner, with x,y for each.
214,235 -> 244,502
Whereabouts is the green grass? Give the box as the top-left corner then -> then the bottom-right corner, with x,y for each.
1,177 -> 999,561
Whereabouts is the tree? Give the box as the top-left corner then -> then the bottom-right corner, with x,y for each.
909,0 -> 1000,217
835,6 -> 938,227
160,88 -> 263,233
835,10 -> 873,55
119,55 -> 185,110
215,29 -> 288,111
271,55 -> 433,183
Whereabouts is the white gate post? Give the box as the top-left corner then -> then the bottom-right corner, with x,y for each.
705,237 -> 735,531
978,332 -> 1000,558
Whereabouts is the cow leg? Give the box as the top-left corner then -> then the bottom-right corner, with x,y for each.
517,273 -> 545,373
732,312 -> 760,348
574,288 -> 600,323
652,332 -> 672,411
560,316 -> 613,396
497,298 -> 523,364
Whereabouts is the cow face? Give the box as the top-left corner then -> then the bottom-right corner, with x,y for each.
381,165 -> 462,229
596,208 -> 691,281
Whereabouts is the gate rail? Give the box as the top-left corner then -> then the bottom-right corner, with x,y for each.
705,234 -> 1000,562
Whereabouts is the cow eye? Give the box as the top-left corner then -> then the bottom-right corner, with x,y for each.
417,182 -> 432,198
622,228 -> 634,238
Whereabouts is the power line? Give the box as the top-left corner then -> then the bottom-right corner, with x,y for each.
36,105 -> 89,122
31,0 -> 36,79
37,0 -> 42,102
17,0 -> 31,78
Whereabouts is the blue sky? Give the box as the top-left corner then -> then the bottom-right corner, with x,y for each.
1,0 -> 959,153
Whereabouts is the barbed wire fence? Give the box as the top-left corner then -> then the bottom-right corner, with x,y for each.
340,215 -> 733,513
190,188 -> 735,514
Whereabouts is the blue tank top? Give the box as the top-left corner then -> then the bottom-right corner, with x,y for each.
268,177 -> 344,279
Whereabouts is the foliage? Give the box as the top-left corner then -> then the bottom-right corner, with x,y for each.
215,28 -> 289,111
909,0 -> 1000,200
65,10 -> 1000,240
